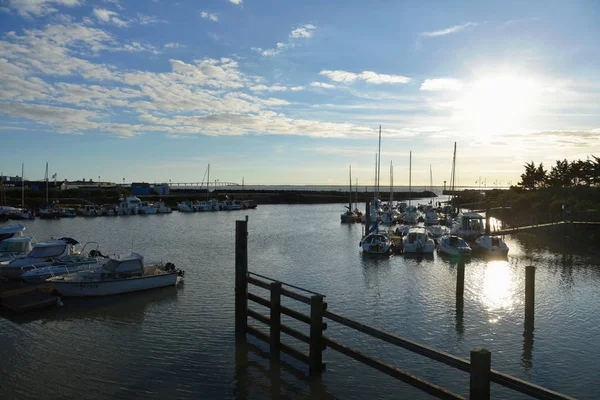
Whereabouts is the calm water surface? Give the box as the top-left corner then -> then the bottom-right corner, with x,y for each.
1,204 -> 599,399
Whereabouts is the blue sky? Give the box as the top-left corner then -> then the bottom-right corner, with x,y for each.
1,0 -> 599,186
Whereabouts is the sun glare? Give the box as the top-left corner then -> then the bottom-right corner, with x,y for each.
456,75 -> 541,137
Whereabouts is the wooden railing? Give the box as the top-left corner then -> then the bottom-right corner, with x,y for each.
234,218 -> 576,400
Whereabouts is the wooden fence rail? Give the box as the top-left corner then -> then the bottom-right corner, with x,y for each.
235,218 -> 576,400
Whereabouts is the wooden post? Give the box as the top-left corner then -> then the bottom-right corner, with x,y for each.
309,295 -> 325,375
525,266 -> 535,329
470,348 -> 491,400
270,281 -> 282,358
235,219 -> 248,336
456,259 -> 465,302
365,200 -> 371,233
485,200 -> 490,235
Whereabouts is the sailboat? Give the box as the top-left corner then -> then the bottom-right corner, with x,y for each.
360,127 -> 392,255
39,162 -> 60,219
10,164 -> 33,220
381,161 -> 398,224
401,151 -> 418,224
341,166 -> 358,223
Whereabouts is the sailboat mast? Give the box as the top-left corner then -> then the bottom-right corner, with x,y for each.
409,151 -> 412,206
348,165 -> 352,211
21,163 -> 24,208
449,142 -> 457,211
45,161 -> 49,205
376,126 -> 382,201
373,154 -> 377,202
207,164 -> 210,200
389,161 -> 393,203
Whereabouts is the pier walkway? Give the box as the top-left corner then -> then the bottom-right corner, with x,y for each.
493,220 -> 600,235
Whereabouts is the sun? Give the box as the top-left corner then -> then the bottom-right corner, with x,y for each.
455,74 -> 541,137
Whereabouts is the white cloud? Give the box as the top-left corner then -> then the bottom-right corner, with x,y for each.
254,24 -> 316,57
136,13 -> 163,25
201,11 -> 218,22
420,78 -> 462,91
319,70 -> 410,84
310,82 -> 335,89
290,86 -> 305,91
7,0 -> 83,17
420,22 -> 477,38
228,0 -> 243,4
93,8 -> 129,27
249,85 -> 288,92
164,42 -> 184,49
290,24 -> 316,38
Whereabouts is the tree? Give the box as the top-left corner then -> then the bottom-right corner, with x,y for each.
518,162 -> 547,189
547,159 -> 571,187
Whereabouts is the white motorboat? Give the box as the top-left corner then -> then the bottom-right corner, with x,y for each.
474,235 -> 509,255
450,212 -> 486,240
402,227 -> 435,253
118,196 -> 141,215
58,207 -> 77,218
424,209 -> 440,226
360,232 -> 392,255
0,224 -> 26,242
0,237 -> 79,280
153,201 -> 172,213
8,208 -> 34,220
0,236 -> 34,263
177,200 -> 197,212
48,253 -> 184,297
438,235 -> 472,256
21,244 -> 110,283
138,201 -> 158,214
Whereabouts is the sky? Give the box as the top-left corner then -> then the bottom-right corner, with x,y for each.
1,0 -> 599,187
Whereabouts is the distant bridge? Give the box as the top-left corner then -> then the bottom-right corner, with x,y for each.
167,182 -> 241,190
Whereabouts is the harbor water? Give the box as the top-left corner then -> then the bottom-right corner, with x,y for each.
1,204 -> 599,399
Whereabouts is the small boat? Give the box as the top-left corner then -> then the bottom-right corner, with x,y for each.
403,227 -> 435,254
0,237 -> 80,280
474,235 -> 509,255
424,208 -> 440,226
360,232 -> 392,255
78,204 -> 100,216
438,235 -> 472,256
0,236 -> 34,263
138,201 -> 158,215
8,208 -> 34,220
450,212 -> 486,240
153,201 -> 172,213
118,196 -> 141,215
426,224 -> 448,239
21,244 -> 110,283
39,207 -> 61,219
401,205 -> 419,224
224,199 -> 244,211
48,253 -> 184,297
177,200 -> 197,212
58,207 -> 77,218
0,224 -> 26,242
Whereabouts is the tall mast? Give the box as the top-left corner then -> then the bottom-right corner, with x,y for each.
430,164 -> 433,203
389,161 -> 393,203
21,163 -> 24,208
373,153 -> 377,202
348,165 -> 352,211
376,126 -> 382,202
206,164 -> 210,200
355,178 -> 358,210
449,142 -> 457,211
408,151 -> 412,206
45,161 -> 49,205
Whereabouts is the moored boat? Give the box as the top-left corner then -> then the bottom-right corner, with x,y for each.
360,232 -> 392,255
438,235 -> 472,256
450,212 -> 485,240
0,236 -> 34,263
48,253 -> 184,297
402,227 -> 435,254
0,237 -> 79,280
0,224 -> 26,242
474,235 -> 509,255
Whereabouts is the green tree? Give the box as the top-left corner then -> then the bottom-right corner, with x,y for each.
518,162 -> 547,189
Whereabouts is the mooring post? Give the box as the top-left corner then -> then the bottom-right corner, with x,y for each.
235,219 -> 248,336
485,200 -> 491,235
470,348 -> 491,400
270,281 -> 282,358
309,295 -> 325,375
365,200 -> 371,233
525,266 -> 535,329
456,258 -> 465,302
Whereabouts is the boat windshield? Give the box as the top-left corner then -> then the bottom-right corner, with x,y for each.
28,245 -> 66,258
0,233 -> 15,241
0,241 -> 27,253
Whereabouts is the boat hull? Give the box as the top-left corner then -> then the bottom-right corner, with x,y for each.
50,273 -> 178,297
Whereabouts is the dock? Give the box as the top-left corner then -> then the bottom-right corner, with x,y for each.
493,220 -> 600,235
0,280 -> 58,313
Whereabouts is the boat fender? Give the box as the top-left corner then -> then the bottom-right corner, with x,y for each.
177,269 -> 185,277
56,297 -> 64,307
